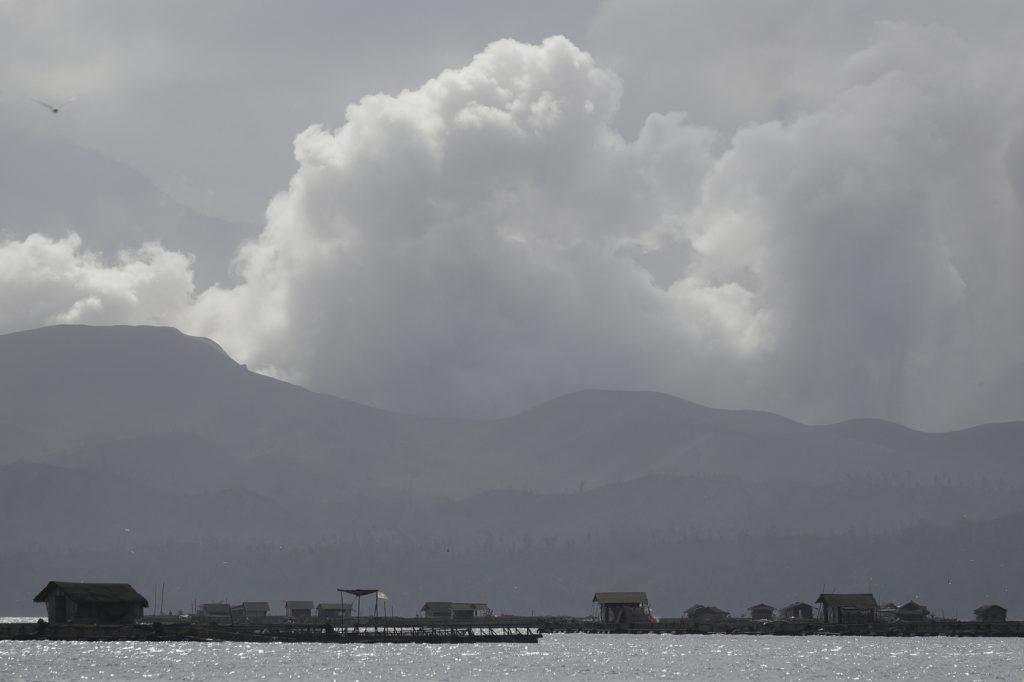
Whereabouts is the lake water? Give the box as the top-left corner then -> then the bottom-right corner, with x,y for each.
2,633 -> 1024,680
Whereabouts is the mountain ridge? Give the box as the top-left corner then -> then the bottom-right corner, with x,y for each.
2,324 -> 1022,498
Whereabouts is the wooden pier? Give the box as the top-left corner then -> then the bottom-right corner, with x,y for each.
6,615 -> 1024,643
529,616 -> 1024,637
0,619 -> 540,644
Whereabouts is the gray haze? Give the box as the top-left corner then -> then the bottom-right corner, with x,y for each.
3,2 -> 1024,430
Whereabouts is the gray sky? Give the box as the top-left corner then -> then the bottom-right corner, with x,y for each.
2,0 -> 1024,430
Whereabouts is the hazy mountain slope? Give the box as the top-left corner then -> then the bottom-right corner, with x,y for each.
822,418 -> 1024,479
453,390 -> 973,492
0,325 -> 458,500
1,324 -> 1021,502
431,474 -> 1024,538
0,461 -> 305,547
0,124 -> 255,287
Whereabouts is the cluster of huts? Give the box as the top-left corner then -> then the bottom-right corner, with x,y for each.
30,581 -> 494,626
29,581 -> 1011,629
591,591 -> 1010,627
195,599 -> 493,623
195,600 -> 352,623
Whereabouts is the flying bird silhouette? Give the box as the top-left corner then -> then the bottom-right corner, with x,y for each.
31,95 -> 77,114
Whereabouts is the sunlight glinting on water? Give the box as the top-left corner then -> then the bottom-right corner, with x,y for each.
2,634 -> 1024,681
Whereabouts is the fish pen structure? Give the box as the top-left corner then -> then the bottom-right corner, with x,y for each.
0,619 -> 540,643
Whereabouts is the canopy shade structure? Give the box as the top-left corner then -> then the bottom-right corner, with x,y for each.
338,589 -> 385,625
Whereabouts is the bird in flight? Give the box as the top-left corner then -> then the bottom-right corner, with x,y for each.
31,95 -> 78,114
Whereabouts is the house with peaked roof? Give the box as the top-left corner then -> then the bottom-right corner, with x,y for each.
198,603 -> 232,622
593,592 -> 655,626
317,603 -> 351,620
685,604 -> 730,623
749,603 -> 775,620
231,601 -> 270,622
975,604 -> 1008,623
780,602 -> 814,620
34,581 -> 148,625
816,593 -> 878,624
285,601 -> 314,619
896,600 -> 929,622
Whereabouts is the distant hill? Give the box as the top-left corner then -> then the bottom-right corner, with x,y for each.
2,324 -> 1023,617
2,324 -> 1023,501
0,325 -> 437,502
0,124 -> 255,287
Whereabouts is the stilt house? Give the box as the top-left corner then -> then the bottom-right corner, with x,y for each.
593,592 -> 655,626
895,600 -> 929,622
780,602 -> 814,620
33,581 -> 148,625
815,593 -> 877,624
974,604 -> 1008,623
685,604 -> 730,623
317,603 -> 352,620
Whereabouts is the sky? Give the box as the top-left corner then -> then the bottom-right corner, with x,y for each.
2,0 -> 1024,431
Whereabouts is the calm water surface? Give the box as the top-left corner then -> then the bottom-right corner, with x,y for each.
2,633 -> 1023,680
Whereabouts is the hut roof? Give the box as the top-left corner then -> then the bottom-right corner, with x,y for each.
242,602 -> 270,610
421,601 -> 488,610
782,602 -> 812,609
317,602 -> 349,610
285,601 -> 314,609
815,593 -> 878,609
33,581 -> 148,606
593,592 -> 649,605
686,604 -> 729,617
749,603 -> 775,610
974,604 -> 1007,613
201,603 -> 232,615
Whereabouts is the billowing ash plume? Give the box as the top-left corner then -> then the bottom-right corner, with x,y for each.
3,29 -> 1023,430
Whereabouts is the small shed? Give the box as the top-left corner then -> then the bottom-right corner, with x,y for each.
420,602 -> 491,619
780,602 -> 814,620
33,581 -> 148,625
685,604 -> 730,623
816,593 -> 877,624
896,600 -> 929,622
317,602 -> 351,620
239,602 -> 269,621
974,604 -> 1008,623
285,601 -> 314,619
749,603 -> 775,620
877,602 -> 898,621
198,603 -> 232,621
593,592 -> 654,626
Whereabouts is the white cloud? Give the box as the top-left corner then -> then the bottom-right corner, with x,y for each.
0,233 -> 195,332
180,37 -> 713,413
185,30 -> 1024,429
5,25 -> 1024,430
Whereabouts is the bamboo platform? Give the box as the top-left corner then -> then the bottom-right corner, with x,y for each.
531,617 -> 1024,637
0,620 -> 540,644
5,616 -> 1024,642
